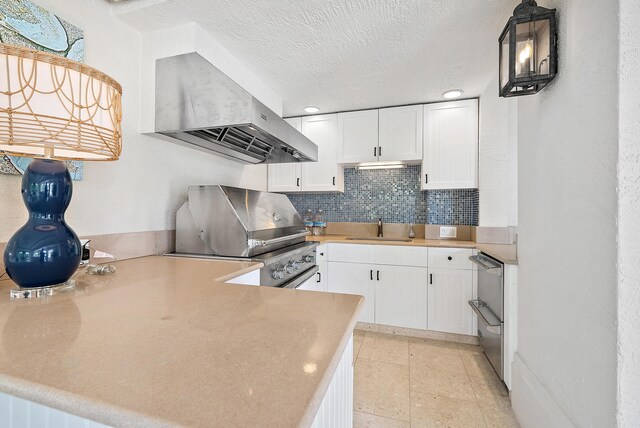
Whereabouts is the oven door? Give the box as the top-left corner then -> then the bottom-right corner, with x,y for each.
280,266 -> 319,289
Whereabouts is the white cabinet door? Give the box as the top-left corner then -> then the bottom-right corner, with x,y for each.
301,114 -> 343,192
428,268 -> 474,335
297,277 -> 318,291
327,262 -> 375,323
337,110 -> 379,164
374,266 -> 428,330
316,244 -> 328,292
422,99 -> 478,190
428,248 -> 473,270
373,245 -> 428,267
268,163 -> 301,192
378,105 -> 423,162
327,243 -> 374,264
285,117 -> 302,131
268,117 -> 302,192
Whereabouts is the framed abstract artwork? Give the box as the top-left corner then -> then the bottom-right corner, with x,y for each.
0,0 -> 84,180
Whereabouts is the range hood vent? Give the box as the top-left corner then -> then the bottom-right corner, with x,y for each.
154,52 -> 317,164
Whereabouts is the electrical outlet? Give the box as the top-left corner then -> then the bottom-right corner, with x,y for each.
439,226 -> 457,238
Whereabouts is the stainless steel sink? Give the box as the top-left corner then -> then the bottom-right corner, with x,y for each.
345,236 -> 413,242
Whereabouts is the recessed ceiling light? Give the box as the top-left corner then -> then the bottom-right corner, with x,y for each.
304,106 -> 320,113
442,89 -> 464,99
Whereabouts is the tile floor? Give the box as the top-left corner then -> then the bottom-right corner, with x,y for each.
352,330 -> 520,428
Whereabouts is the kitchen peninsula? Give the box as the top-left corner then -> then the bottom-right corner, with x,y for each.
0,256 -> 362,427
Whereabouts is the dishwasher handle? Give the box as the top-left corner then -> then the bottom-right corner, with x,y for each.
469,255 -> 503,276
468,299 -> 502,334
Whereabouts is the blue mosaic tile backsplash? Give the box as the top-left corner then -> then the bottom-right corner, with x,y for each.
285,165 -> 479,225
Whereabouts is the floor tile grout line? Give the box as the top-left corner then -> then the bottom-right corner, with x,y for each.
358,357 -> 409,368
353,409 -> 410,425
354,330 -> 365,361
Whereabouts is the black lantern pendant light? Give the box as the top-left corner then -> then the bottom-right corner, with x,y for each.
499,0 -> 557,97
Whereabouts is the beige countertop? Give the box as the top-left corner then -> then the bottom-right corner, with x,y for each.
0,256 -> 362,427
308,235 -> 518,264
475,243 -> 518,265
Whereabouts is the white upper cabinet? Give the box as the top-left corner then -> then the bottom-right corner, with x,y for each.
285,117 -> 302,131
378,105 -> 423,162
268,118 -> 303,192
268,116 -> 343,193
422,99 -> 479,190
337,110 -> 379,164
338,107 -> 423,164
267,163 -> 301,192
301,114 -> 343,192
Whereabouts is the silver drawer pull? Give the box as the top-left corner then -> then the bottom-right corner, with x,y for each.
468,299 -> 501,331
468,255 -> 502,276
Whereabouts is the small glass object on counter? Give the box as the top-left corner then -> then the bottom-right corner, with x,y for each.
303,209 -> 314,233
313,209 -> 327,236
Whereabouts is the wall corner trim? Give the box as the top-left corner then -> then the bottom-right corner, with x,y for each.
511,353 -> 577,428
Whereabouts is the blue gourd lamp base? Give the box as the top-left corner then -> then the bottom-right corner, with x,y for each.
3,159 -> 81,288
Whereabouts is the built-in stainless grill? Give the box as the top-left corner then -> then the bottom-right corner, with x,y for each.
171,185 -> 318,288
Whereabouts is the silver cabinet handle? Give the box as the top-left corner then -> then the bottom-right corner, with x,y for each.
468,255 -> 502,276
468,299 -> 502,332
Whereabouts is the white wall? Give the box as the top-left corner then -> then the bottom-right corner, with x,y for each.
512,1 -> 619,427
0,0 -> 274,241
479,77 -> 518,227
478,4 -> 518,228
617,0 -> 640,425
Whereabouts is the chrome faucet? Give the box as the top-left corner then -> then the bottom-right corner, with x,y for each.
377,218 -> 383,237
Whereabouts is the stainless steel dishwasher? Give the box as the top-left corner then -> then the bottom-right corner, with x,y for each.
468,253 -> 504,380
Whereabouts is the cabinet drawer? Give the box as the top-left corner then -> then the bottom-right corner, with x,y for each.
428,248 -> 473,270
327,243 -> 374,263
373,245 -> 428,267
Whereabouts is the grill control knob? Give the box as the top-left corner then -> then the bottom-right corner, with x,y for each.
272,269 -> 286,280
292,261 -> 302,271
302,255 -> 315,263
285,263 -> 296,274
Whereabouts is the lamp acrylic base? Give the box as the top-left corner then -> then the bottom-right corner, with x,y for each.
10,279 -> 76,300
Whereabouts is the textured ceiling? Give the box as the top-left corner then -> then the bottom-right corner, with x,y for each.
117,0 -> 513,116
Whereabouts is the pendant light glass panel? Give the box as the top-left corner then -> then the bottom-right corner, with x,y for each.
498,1 -> 557,97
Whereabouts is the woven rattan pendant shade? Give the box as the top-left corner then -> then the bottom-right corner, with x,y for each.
0,43 -> 122,161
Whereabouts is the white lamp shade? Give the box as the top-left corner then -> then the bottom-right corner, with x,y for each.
0,44 -> 122,161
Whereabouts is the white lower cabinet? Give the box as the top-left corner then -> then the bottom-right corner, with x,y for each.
297,276 -> 319,291
297,244 -> 328,292
427,268 -> 474,335
326,244 -> 428,327
327,262 -> 375,323
374,265 -> 428,329
310,334 -> 354,428
0,391 -> 109,428
324,243 -> 477,336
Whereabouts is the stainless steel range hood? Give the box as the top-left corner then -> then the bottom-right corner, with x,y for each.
154,53 -> 317,164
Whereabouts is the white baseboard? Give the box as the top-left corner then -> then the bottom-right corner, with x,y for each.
511,353 -> 576,428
